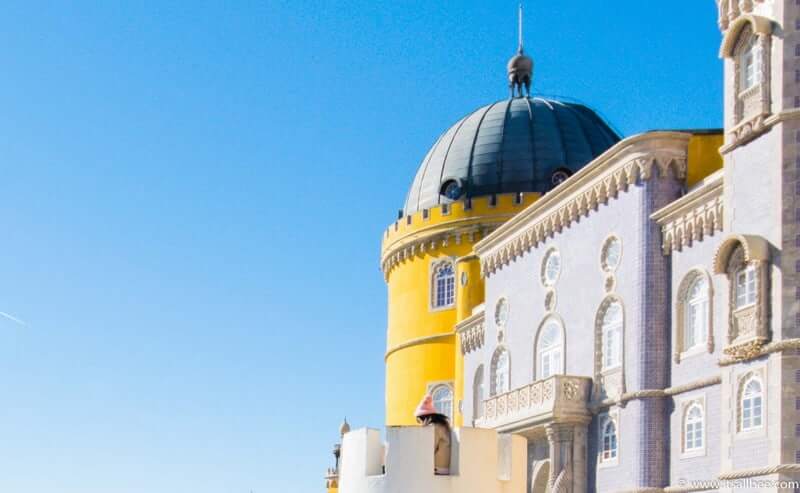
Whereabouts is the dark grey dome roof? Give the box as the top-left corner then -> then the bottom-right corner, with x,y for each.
403,97 -> 621,215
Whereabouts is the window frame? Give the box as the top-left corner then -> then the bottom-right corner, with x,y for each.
675,269 -> 714,362
734,265 -> 757,310
472,365 -> 484,423
430,383 -> 454,421
490,347 -> 511,397
601,302 -> 623,371
681,399 -> 706,458
739,375 -> 764,433
430,259 -> 457,311
599,414 -> 619,466
535,318 -> 564,381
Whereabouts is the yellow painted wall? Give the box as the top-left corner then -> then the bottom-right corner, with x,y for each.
382,194 -> 536,426
453,256 -> 484,427
686,132 -> 723,187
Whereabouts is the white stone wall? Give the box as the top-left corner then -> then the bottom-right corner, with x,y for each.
338,427 -> 527,493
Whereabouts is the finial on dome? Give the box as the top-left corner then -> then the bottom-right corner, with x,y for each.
339,417 -> 351,436
507,2 -> 533,98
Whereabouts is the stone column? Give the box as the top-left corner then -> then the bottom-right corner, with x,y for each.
545,423 -> 574,493
571,422 -> 589,493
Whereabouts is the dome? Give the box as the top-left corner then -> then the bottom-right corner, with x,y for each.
403,97 -> 621,215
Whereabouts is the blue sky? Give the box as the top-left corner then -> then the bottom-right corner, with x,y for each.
0,2 -> 721,492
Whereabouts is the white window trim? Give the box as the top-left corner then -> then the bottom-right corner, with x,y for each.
674,268 -> 714,363
680,396 -> 707,459
736,370 -> 767,438
429,258 -> 457,312
598,412 -> 620,468
601,303 -> 623,372
490,346 -> 511,397
472,365 -> 485,424
535,316 -> 565,381
426,381 -> 454,421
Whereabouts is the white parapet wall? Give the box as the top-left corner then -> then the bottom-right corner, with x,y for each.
338,426 -> 527,493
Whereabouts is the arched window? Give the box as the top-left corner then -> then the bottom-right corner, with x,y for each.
685,276 -> 710,350
432,385 -> 453,420
741,377 -> 763,431
432,261 -> 456,309
738,28 -> 762,91
536,319 -> 563,380
684,403 -> 704,452
735,265 -> 757,309
490,348 -> 510,396
600,417 -> 618,462
601,302 -> 623,370
473,365 -> 484,421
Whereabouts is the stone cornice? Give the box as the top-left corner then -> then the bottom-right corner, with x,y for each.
455,311 -> 485,355
380,220 -> 506,280
718,338 -> 800,366
474,132 -> 692,277
651,171 -> 724,255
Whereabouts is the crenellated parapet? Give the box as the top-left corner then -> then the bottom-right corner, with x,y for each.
381,193 -> 538,280
338,426 -> 527,493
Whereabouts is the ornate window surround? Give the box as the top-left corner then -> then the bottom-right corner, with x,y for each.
674,268 -> 715,363
712,234 -> 770,360
429,257 -> 457,312
719,14 -> 774,152
490,346 -> 511,397
680,396 -> 706,458
593,296 -> 626,402
534,315 -> 566,381
736,370 -> 766,436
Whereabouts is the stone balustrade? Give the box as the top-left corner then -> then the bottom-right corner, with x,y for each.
479,375 -> 592,432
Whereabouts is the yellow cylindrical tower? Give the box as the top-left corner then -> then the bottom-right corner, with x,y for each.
381,194 -> 536,426
453,254 -> 485,427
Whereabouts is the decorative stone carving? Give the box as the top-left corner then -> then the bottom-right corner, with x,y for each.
457,312 -> 486,355
478,375 -> 592,431
474,135 -> 691,276
654,172 -> 724,255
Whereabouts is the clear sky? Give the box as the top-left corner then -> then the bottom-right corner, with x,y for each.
0,2 -> 722,492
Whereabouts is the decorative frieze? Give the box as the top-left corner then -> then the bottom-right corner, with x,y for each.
480,375 -> 592,431
456,312 -> 485,355
717,0 -> 764,31
475,133 -> 692,277
652,172 -> 724,255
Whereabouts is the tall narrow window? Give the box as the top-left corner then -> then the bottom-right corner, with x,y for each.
684,404 -> 704,452
685,277 -> 710,350
491,348 -> 510,396
741,377 -> 763,431
600,417 -> 618,462
537,320 -> 563,380
735,265 -> 757,309
432,261 -> 456,309
602,302 -> 623,370
473,366 -> 484,420
740,34 -> 762,90
432,385 -> 453,420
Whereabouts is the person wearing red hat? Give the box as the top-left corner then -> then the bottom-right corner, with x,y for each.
415,394 -> 451,475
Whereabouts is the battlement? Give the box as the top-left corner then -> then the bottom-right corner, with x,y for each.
338,426 -> 527,493
382,193 -> 538,250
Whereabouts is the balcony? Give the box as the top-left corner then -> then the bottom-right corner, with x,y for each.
479,375 -> 592,432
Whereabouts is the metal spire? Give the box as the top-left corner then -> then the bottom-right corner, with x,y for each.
518,3 -> 524,54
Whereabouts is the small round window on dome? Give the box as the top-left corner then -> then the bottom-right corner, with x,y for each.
441,180 -> 463,200
551,169 -> 571,187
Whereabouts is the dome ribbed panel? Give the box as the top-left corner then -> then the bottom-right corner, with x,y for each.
402,97 -> 621,215
469,102 -> 508,196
